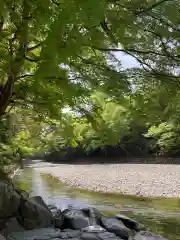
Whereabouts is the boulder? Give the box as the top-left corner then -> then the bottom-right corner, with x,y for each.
0,181 -> 21,230
31,196 -> 51,211
60,207 -> 104,230
15,188 -> 29,200
0,189 -> 167,240
17,196 -> 53,230
61,208 -> 90,230
100,216 -> 131,239
81,207 -> 104,226
0,234 -> 6,240
1,218 -> 24,237
4,203 -> 168,240
115,214 -> 145,231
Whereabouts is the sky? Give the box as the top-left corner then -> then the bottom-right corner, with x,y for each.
114,52 -> 140,69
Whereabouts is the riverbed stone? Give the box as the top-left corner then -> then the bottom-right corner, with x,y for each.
48,204 -> 58,212
52,209 -> 64,229
114,214 -> 145,231
81,208 -> 104,226
7,227 -> 61,240
96,231 -> 123,240
100,216 -> 131,239
81,225 -> 122,240
58,229 -> 81,238
0,181 -> 21,230
17,196 -> 53,230
6,227 -> 123,240
82,225 -> 106,233
81,232 -> 99,240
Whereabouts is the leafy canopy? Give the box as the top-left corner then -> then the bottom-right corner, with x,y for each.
0,0 -> 180,161
0,0 -> 179,118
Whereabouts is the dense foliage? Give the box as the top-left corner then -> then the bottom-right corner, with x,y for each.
0,0 -> 180,164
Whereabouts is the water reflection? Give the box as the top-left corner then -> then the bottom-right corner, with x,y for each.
31,170 -> 49,203
14,168 -> 180,239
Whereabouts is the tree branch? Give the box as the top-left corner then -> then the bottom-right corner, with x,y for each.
16,74 -> 34,80
24,55 -> 40,62
0,16 -> 4,35
107,0 -> 171,16
27,42 -> 43,52
144,29 -> 180,62
106,1 -> 134,12
89,46 -> 180,61
5,102 -> 15,115
148,13 -> 180,33
89,46 -> 180,81
100,20 -> 110,36
51,0 -> 60,6
135,0 -> 170,15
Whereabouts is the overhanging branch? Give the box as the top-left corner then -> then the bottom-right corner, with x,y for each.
51,0 -> 60,6
89,45 -> 180,81
0,16 -> 4,35
89,46 -> 180,61
147,13 -> 180,33
27,42 -> 43,52
135,0 -> 170,15
16,74 -> 34,79
24,55 -> 40,62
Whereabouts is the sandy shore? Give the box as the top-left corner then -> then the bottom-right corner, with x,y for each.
30,160 -> 180,197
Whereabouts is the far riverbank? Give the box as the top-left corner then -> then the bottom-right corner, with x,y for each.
27,160 -> 180,197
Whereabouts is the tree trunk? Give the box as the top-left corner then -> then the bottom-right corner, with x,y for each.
0,0 -> 30,117
0,75 -> 14,116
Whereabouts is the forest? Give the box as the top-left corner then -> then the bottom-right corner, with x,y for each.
0,0 -> 180,166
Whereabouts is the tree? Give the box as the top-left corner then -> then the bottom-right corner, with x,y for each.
0,106 -> 47,166
0,0 -> 179,119
0,0 -> 180,163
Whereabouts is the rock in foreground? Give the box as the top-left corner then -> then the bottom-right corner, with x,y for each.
0,180 -> 168,240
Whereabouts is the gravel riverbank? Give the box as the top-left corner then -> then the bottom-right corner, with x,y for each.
30,161 -> 180,197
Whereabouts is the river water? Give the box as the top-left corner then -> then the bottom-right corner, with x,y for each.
13,162 -> 180,240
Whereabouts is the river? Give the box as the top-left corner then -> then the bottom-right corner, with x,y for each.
13,161 -> 180,240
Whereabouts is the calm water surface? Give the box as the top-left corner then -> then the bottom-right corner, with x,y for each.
14,167 -> 180,239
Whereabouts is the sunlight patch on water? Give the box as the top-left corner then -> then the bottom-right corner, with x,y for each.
31,170 -> 49,203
